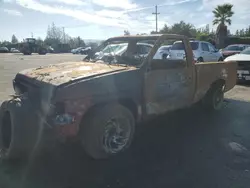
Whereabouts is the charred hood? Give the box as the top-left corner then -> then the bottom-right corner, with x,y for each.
16,61 -> 135,86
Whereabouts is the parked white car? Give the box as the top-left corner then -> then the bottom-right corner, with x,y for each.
153,45 -> 172,59
71,47 -> 85,54
10,48 -> 20,53
224,47 -> 250,81
169,40 -> 223,62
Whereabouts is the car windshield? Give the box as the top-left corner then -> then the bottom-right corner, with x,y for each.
88,39 -> 154,66
171,41 -> 199,50
159,46 -> 171,51
101,43 -> 128,54
224,45 -> 244,51
240,47 -> 250,54
76,47 -> 84,50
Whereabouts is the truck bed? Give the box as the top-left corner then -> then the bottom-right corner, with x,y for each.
194,61 -> 237,103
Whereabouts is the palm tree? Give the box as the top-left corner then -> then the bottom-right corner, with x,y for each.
212,3 -> 234,26
212,4 -> 234,48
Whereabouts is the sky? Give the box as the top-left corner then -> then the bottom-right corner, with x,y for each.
0,0 -> 250,41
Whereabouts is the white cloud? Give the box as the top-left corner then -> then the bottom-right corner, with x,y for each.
16,0 -> 125,27
95,10 -> 124,18
202,0 -> 250,16
13,0 -> 163,33
205,12 -> 212,18
201,0 -> 250,31
159,0 -> 198,6
196,5 -> 203,11
92,0 -> 137,9
3,8 -> 23,16
43,0 -> 86,6
189,13 -> 194,18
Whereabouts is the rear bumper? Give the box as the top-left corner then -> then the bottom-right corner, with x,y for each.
237,70 -> 250,81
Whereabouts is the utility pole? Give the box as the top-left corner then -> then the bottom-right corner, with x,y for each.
31,32 -> 33,38
62,27 -> 66,43
152,5 -> 160,33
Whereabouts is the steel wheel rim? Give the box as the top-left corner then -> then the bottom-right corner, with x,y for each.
102,117 -> 131,154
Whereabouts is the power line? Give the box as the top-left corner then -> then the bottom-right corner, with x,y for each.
152,5 -> 160,33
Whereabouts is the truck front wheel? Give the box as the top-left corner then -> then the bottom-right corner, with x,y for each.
81,104 -> 135,159
0,98 -> 39,161
202,83 -> 224,111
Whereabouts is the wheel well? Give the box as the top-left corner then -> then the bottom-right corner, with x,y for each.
80,98 -> 138,124
211,79 -> 225,88
118,98 -> 138,120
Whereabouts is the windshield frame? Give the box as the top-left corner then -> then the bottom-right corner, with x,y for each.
88,36 -> 160,66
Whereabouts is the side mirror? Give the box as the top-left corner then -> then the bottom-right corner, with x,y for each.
214,49 -> 219,52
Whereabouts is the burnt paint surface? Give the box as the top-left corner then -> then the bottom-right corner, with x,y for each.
19,61 -> 131,86
13,35 -> 237,139
54,69 -> 142,138
193,61 -> 237,103
144,62 -> 195,115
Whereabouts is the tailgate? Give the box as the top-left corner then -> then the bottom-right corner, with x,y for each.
195,62 -> 237,100
169,50 -> 186,59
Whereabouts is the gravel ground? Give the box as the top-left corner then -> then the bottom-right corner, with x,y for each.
0,53 -> 250,188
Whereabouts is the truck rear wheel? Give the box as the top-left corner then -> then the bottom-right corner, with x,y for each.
0,98 -> 39,161
197,57 -> 204,63
81,104 -> 135,159
202,83 -> 224,111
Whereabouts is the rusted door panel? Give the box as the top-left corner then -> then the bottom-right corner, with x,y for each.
193,62 -> 237,103
144,66 -> 194,115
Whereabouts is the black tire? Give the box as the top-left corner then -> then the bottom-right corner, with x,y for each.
23,52 -> 31,55
202,83 -> 224,111
218,57 -> 224,61
0,98 -> 40,161
81,104 -> 135,159
38,49 -> 47,55
197,57 -> 204,63
162,54 -> 167,60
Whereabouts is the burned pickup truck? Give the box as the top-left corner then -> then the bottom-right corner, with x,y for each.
0,34 -> 237,160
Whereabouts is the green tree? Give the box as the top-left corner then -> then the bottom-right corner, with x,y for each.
87,42 -> 98,49
235,30 -> 239,36
76,36 -> 85,47
44,22 -> 63,45
11,34 -> 18,43
68,36 -> 85,49
36,37 -> 44,46
160,21 -> 196,37
160,24 -> 171,34
239,29 -> 245,36
212,4 -> 234,26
